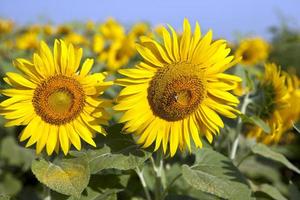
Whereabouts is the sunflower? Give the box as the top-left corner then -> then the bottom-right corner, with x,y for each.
99,18 -> 125,41
0,18 -> 14,34
235,37 -> 269,66
114,19 -> 241,156
99,37 -> 136,71
0,40 -> 112,155
280,74 -> 300,132
247,63 -> 289,144
16,31 -> 39,50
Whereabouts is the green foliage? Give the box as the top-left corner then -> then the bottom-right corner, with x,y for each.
251,143 -> 300,174
0,173 -> 22,196
70,124 -> 152,174
182,148 -> 253,200
0,136 -> 35,171
31,157 -> 90,198
241,114 -> 271,134
251,183 -> 287,200
269,25 -> 300,76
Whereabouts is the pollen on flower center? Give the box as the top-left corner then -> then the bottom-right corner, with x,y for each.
48,89 -> 73,113
147,62 -> 206,121
32,75 -> 85,125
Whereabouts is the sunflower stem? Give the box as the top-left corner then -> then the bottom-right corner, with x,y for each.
135,166 -> 152,200
230,93 -> 251,160
43,185 -> 51,200
153,149 -> 166,200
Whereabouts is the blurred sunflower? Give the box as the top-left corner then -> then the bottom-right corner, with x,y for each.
0,40 -> 112,155
129,22 -> 150,40
0,19 -> 14,34
115,19 -> 241,156
99,18 -> 125,40
64,32 -> 88,46
99,37 -> 136,71
280,74 -> 300,131
16,31 -> 39,50
235,37 -> 269,66
247,63 -> 289,144
93,34 -> 105,54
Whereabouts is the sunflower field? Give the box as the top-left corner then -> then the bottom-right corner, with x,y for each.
0,16 -> 300,200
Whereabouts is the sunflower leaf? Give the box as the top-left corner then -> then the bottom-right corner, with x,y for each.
182,148 -> 253,200
70,124 -> 152,174
240,114 -> 271,133
31,157 -> 90,198
251,143 -> 300,174
251,183 -> 287,200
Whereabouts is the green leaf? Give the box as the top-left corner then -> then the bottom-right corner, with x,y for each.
182,148 -> 253,200
71,124 -> 152,174
251,183 -> 287,200
251,143 -> 300,174
0,136 -> 35,171
289,182 -> 300,200
51,174 -> 129,200
0,195 -> 10,200
241,115 -> 271,133
31,157 -> 90,197
69,188 -> 117,200
0,173 -> 22,196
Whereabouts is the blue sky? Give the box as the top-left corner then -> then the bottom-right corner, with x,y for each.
1,0 -> 300,40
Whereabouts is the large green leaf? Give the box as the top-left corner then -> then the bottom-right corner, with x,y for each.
51,174 -> 130,200
0,195 -> 10,200
251,143 -> 300,174
251,183 -> 287,200
182,148 -> 253,200
31,157 -> 90,198
71,124 -> 152,174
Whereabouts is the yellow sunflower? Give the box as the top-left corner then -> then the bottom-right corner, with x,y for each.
98,37 -> 136,71
235,37 -> 269,66
99,18 -> 125,41
247,63 -> 289,144
280,74 -> 300,132
114,19 -> 241,156
16,31 -> 39,50
0,40 -> 112,155
0,18 -> 14,34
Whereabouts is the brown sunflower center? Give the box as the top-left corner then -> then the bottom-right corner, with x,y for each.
32,75 -> 85,125
147,62 -> 206,121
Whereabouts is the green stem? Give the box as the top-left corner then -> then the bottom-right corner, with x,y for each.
153,149 -> 165,200
43,185 -> 51,200
135,167 -> 152,200
161,173 -> 182,199
230,93 -> 251,160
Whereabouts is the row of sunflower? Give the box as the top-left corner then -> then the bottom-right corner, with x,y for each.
0,17 -> 300,200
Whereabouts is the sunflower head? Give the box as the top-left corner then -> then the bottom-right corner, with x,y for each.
247,63 -> 289,144
0,39 -> 112,155
99,37 -> 136,71
99,18 -> 125,41
0,18 -> 14,34
279,74 -> 300,132
115,19 -> 241,156
235,37 -> 269,66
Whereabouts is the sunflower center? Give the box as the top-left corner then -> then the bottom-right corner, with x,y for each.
148,62 -> 206,121
48,90 -> 73,113
32,75 -> 85,125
